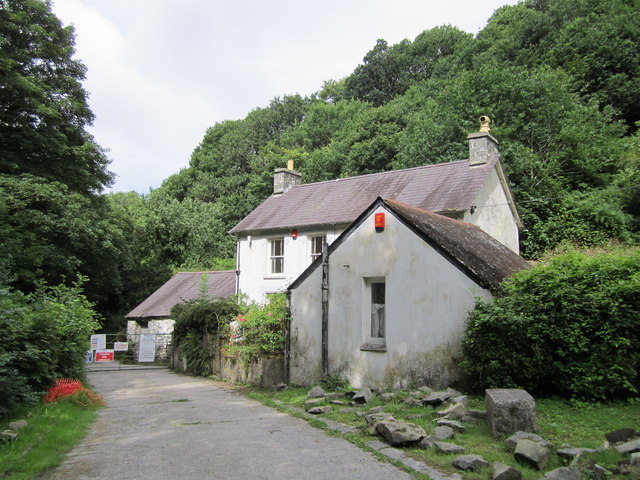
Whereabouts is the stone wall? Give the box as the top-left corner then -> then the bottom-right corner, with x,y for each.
220,356 -> 285,388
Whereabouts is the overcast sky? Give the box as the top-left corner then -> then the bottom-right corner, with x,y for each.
51,0 -> 516,194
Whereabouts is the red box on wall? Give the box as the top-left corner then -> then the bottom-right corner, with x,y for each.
375,212 -> 385,232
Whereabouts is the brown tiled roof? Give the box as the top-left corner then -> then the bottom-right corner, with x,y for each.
289,198 -> 529,292
383,199 -> 529,290
230,159 -> 497,234
125,271 -> 236,319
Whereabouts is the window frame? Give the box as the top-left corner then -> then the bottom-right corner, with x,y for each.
361,277 -> 386,351
309,235 -> 326,262
268,237 -> 285,276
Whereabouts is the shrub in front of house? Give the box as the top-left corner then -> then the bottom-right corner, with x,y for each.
224,293 -> 287,366
461,248 -> 640,401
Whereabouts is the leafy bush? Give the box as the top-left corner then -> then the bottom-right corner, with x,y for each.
0,278 -> 101,415
171,297 -> 240,376
225,294 -> 287,365
461,249 -> 640,401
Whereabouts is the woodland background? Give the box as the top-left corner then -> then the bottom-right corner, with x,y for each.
1,0 -> 639,332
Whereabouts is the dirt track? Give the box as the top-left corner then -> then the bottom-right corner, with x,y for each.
46,368 -> 412,480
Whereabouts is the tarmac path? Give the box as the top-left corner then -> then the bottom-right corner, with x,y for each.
47,368 -> 413,480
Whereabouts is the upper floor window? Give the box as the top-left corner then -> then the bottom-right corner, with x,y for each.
270,238 -> 284,275
310,235 -> 326,262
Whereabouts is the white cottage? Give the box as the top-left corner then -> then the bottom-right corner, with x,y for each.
287,198 -> 529,389
230,120 -> 522,303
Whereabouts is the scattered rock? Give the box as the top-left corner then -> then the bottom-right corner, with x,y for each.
588,464 -> 611,480
615,438 -> 640,455
465,409 -> 487,419
0,431 -> 18,442
324,392 -> 341,400
405,413 -> 424,420
434,441 -> 465,454
431,426 -> 455,440
422,391 -> 452,406
365,413 -> 394,426
493,462 -> 522,480
505,432 -> 550,452
307,386 -> 325,399
605,428 -> 638,445
352,387 -> 372,404
485,389 -> 536,438
435,419 -> 465,432
379,393 -> 395,402
514,439 -> 550,470
557,446 -> 596,461
418,386 -> 433,394
631,452 -> 640,466
330,400 -> 346,406
367,406 -> 385,414
375,419 -> 426,446
446,387 -> 462,397
344,390 -> 357,398
452,395 -> 468,406
542,467 -> 580,480
453,454 -> 489,472
418,437 -> 434,449
307,406 -> 333,415
9,420 -> 27,431
404,397 -> 423,407
304,397 -> 325,408
272,383 -> 287,391
436,402 -> 466,420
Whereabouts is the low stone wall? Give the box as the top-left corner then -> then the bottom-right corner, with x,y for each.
220,356 -> 285,388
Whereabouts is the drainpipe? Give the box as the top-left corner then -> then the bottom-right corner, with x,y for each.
284,290 -> 292,384
321,241 -> 329,377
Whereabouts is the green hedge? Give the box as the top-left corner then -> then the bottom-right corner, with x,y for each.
461,249 -> 640,401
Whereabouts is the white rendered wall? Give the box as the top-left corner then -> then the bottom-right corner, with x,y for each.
289,205 -> 493,389
237,227 -> 344,303
463,167 -> 520,254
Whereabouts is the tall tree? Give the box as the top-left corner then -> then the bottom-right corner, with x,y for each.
0,0 -> 112,193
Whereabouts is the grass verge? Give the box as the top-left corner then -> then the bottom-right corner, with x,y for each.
248,387 -> 640,480
0,398 -> 100,480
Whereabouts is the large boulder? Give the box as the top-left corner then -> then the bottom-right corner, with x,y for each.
485,389 -> 536,438
514,439 -> 550,470
375,419 -> 426,446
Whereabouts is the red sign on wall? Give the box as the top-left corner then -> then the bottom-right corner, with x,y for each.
95,350 -> 114,362
375,212 -> 385,232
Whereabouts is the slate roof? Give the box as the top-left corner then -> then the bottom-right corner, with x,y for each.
230,158 -> 499,234
125,271 -> 236,319
289,198 -> 529,292
382,199 -> 529,290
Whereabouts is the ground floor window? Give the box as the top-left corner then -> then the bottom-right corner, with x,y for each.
362,278 -> 386,350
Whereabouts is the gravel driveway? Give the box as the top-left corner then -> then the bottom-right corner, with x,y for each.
46,368 -> 413,480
